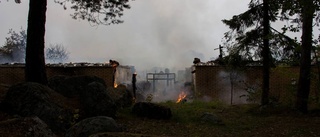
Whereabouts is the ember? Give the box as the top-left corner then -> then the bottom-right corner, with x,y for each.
114,83 -> 118,88
176,91 -> 187,103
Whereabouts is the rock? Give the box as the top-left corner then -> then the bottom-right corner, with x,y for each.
0,116 -> 56,137
1,82 -> 74,133
50,75 -> 106,98
132,102 -> 172,120
81,82 -> 117,118
65,116 -> 123,137
135,93 -> 145,102
107,85 -> 133,108
47,75 -> 68,92
49,75 -> 119,119
200,112 -> 224,125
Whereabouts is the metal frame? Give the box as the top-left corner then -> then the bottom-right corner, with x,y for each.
146,73 -> 176,92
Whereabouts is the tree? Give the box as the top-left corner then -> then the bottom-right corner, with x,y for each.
45,43 -> 69,63
279,0 -> 320,112
222,0 -> 281,105
296,0 -> 316,113
0,28 -> 26,63
223,54 -> 249,105
8,0 -> 131,85
223,0 -> 319,111
261,0 -> 271,105
24,0 -> 48,84
0,28 -> 69,64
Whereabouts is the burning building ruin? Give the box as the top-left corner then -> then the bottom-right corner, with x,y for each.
0,61 -> 133,89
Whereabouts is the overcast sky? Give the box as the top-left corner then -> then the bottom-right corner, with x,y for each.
0,0 -> 250,72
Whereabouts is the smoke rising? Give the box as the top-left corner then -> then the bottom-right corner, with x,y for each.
218,70 -> 252,105
136,80 -> 193,103
0,0 -> 250,72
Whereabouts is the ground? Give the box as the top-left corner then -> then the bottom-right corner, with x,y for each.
0,86 -> 320,137
115,104 -> 320,137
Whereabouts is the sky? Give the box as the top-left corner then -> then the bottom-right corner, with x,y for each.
0,0 -> 251,72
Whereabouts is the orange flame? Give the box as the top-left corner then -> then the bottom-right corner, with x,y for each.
176,91 -> 187,103
114,83 -> 118,88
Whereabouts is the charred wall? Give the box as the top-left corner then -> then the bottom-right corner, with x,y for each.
194,66 -> 319,104
0,65 -> 131,88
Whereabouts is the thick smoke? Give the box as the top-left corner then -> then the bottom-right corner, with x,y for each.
0,1 -> 251,103
0,0 -> 250,72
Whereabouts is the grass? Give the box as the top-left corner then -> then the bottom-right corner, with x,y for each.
1,85 -> 320,137
115,100 -> 320,137
159,100 -> 226,123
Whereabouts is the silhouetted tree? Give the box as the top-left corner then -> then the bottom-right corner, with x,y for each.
296,0 -> 315,112
296,0 -> 316,113
223,54 -> 249,105
0,28 -> 26,63
261,0 -> 270,105
45,43 -> 69,63
24,0 -> 48,84
222,0 -> 280,105
279,0 -> 320,112
6,0 -> 131,85
222,0 -> 320,107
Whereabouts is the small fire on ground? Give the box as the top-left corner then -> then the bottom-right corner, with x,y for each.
176,91 -> 187,103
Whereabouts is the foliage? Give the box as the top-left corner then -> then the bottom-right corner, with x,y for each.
46,43 -> 70,63
240,81 -> 262,103
222,0 -> 303,66
0,28 -> 26,63
0,28 -> 70,64
221,54 -> 250,105
20,0 -> 132,84
54,0 -> 131,25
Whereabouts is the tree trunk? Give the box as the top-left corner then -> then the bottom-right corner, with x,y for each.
296,0 -> 314,113
261,0 -> 270,105
25,0 -> 48,85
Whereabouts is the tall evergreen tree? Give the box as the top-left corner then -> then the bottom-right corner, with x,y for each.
261,0 -> 270,105
280,0 -> 320,112
296,0 -> 316,113
224,0 -> 320,111
222,0 -> 281,105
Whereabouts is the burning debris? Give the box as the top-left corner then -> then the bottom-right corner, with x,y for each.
193,58 -> 201,64
176,91 -> 187,103
109,60 -> 119,67
109,59 -> 120,88
45,62 -> 119,67
113,83 -> 117,88
192,57 -> 217,66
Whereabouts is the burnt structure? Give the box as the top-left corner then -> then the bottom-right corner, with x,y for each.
146,72 -> 176,92
193,65 -> 320,104
0,62 -> 132,89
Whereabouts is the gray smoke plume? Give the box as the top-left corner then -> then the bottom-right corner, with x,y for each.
0,0 -> 251,72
